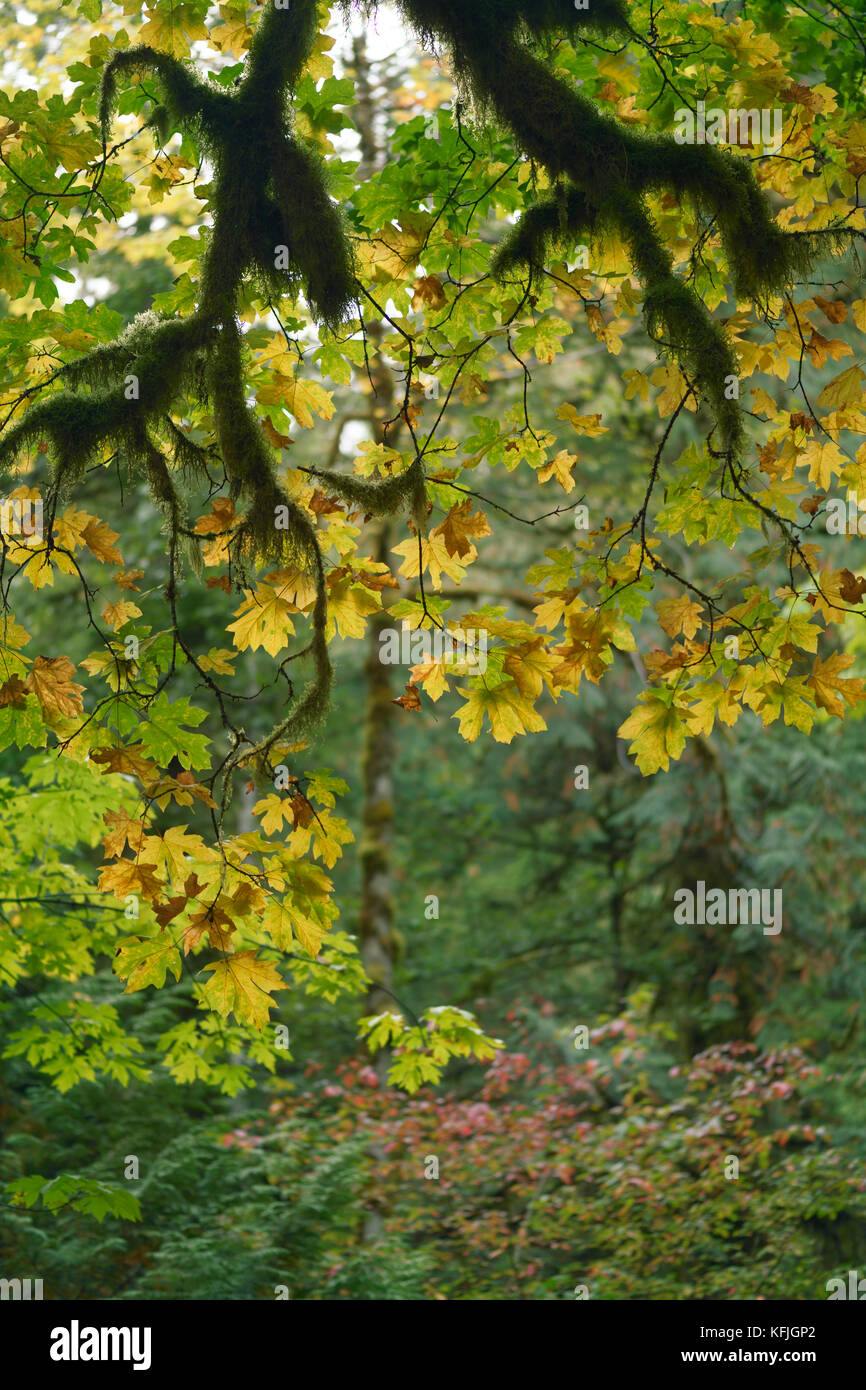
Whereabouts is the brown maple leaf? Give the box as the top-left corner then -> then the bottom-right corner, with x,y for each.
25,655 -> 84,720
289,793 -> 315,829
839,568 -> 866,605
434,499 -> 491,559
394,682 -> 422,712
0,674 -> 29,708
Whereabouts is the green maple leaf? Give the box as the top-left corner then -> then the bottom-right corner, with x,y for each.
116,934 -> 183,992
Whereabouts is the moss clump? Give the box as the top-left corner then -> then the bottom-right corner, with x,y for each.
0,0 -> 431,790
343,0 -> 848,457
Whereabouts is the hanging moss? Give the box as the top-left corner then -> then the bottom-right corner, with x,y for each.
1,0 -> 854,789
345,0 -> 848,456
0,0 -> 430,795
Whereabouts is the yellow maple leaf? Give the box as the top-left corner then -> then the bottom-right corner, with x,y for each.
227,579 -> 298,656
622,369 -> 650,402
138,3 -> 209,57
139,826 -> 216,883
392,532 -> 468,588
210,3 -> 254,55
651,364 -> 696,417
452,681 -> 547,744
102,600 -> 142,631
808,651 -> 866,717
555,405 -> 609,436
82,518 -> 123,566
618,694 -> 694,775
357,214 -> 433,283
200,951 -> 288,1030
802,439 -> 846,490
253,794 -> 293,836
325,574 -> 381,639
817,365 -> 865,410
198,648 -> 236,675
537,449 -> 578,493
409,660 -> 450,701
656,594 -> 704,640
25,655 -> 84,720
257,371 -> 335,429
288,807 -> 354,868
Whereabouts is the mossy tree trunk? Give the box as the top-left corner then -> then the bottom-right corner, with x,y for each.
352,31 -> 406,1244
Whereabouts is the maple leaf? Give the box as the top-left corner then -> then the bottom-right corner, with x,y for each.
153,895 -> 187,929
198,648 -> 236,675
101,600 -> 142,631
325,573 -> 380,639
434,501 -> 492,559
289,810 -> 354,869
82,518 -> 122,565
503,641 -> 555,699
193,497 -> 236,535
25,655 -> 84,720
813,295 -> 847,324
138,3 -> 209,56
392,532 -> 468,587
98,857 -> 164,902
358,216 -> 432,282
211,3 -> 254,56
253,793 -> 293,836
0,674 -> 29,708
555,405 -> 609,436
656,595 -> 704,640
394,681 -> 422,712
412,274 -> 446,311
91,743 -> 160,782
257,371 -> 335,429
102,809 -> 146,859
651,364 -> 695,417
817,365 -> 864,411
115,935 -> 183,993
839,569 -> 866,605
183,905 -> 235,954
453,681 -> 547,744
802,439 -> 846,490
289,793 -> 315,829
200,951 -> 288,1030
139,826 -> 216,883
808,652 -> 866,717
113,568 -> 145,592
618,694 -> 695,775
143,774 -> 218,811
228,579 -> 298,656
309,489 -> 343,516
262,417 -> 292,450
805,331 -> 851,369
537,449 -> 578,493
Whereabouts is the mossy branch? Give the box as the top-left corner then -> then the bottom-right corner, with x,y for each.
369,0 -> 850,455
0,0 -> 431,801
